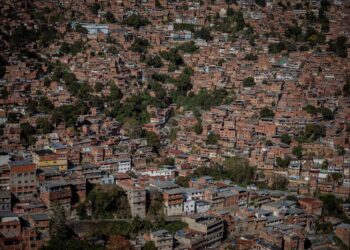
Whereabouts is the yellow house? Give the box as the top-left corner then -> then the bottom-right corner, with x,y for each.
32,149 -> 68,171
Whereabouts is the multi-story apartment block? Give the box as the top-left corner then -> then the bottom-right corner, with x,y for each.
39,180 -> 71,211
9,160 -> 37,200
163,188 -> 184,216
179,215 -> 224,249
118,180 -> 146,218
0,190 -> 11,212
150,229 -> 173,250
0,165 -> 10,191
116,157 -> 132,173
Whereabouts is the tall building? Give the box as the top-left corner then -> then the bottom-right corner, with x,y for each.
9,160 -> 37,200
0,165 -> 10,191
117,180 -> 146,218
178,215 -> 224,249
163,188 -> 183,216
0,190 -> 11,212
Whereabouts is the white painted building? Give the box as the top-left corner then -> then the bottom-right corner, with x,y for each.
183,200 -> 195,215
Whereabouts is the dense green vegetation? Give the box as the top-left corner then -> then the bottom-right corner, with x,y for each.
280,134 -> 292,145
270,175 -> 289,190
298,124 -> 326,142
9,24 -> 59,48
89,3 -> 100,15
194,27 -> 212,41
159,41 -> 198,71
75,24 -> 88,34
86,186 -> 131,219
292,145 -> 303,159
122,14 -> 150,29
105,11 -> 117,23
41,238 -> 104,250
175,41 -> 199,54
181,89 -> 230,111
191,156 -> 256,186
42,204 -> 104,250
0,55 -> 7,79
110,217 -> 187,238
260,107 -> 275,118
206,132 -> 219,145
176,176 -> 191,187
255,0 -> 266,7
319,194 -> 350,223
59,40 -> 86,56
130,37 -> 150,53
303,104 -> 334,120
243,77 -> 255,87
268,40 -> 297,54
275,156 -> 291,168
213,9 -> 245,39
145,55 -> 163,68
328,36 -> 348,58
173,23 -> 196,32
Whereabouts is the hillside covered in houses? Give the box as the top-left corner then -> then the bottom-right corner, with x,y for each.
0,0 -> 349,249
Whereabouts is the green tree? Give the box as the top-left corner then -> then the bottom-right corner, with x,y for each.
37,118 -> 53,134
276,156 -> 291,168
328,36 -> 348,58
206,132 -> 219,145
281,134 -> 292,144
270,175 -> 289,190
20,122 -> 36,147
105,11 -> 116,23
195,27 -> 212,41
89,3 -> 100,15
193,122 -> 203,135
75,24 -> 88,34
260,107 -> 275,118
336,145 -> 346,156
321,107 -> 333,120
122,14 -> 150,29
0,55 -> 8,79
319,194 -> 346,217
303,104 -> 317,115
88,186 -> 131,219
175,41 -> 199,54
76,202 -> 87,220
176,176 -> 190,187
164,157 -> 175,166
223,156 -> 256,185
130,38 -> 150,53
38,96 -> 54,113
255,0 -> 266,7
144,131 -> 161,153
49,204 -> 69,240
111,221 -> 132,236
292,145 -> 303,159
300,124 -> 326,142
147,192 -> 164,219
146,55 -> 163,68
163,221 -> 187,234
243,77 -> 255,87
144,241 -> 157,250
109,84 -> 123,100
